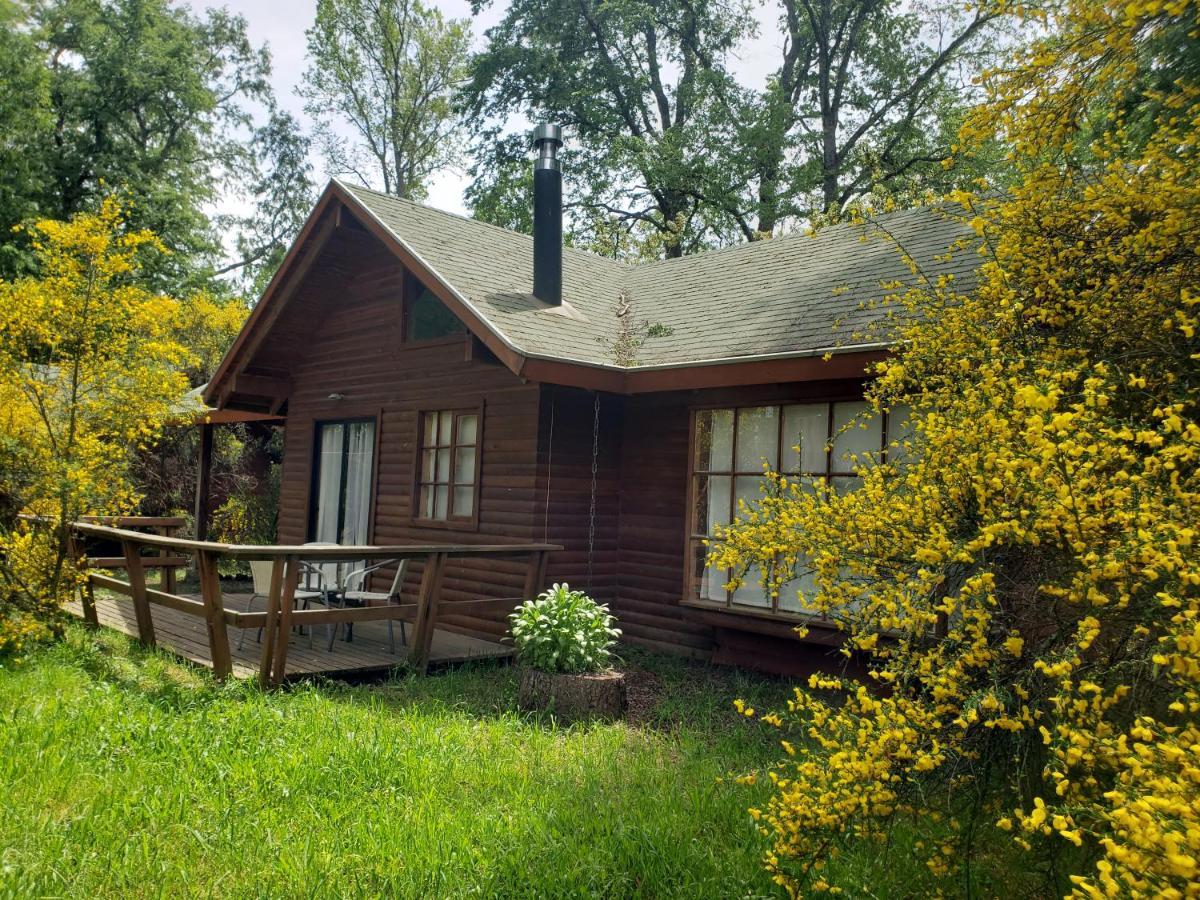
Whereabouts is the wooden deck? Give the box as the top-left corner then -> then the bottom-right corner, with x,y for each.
66,594 -> 512,680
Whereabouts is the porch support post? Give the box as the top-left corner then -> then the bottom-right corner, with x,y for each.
121,539 -> 156,647
194,422 -> 214,541
197,550 -> 232,680
522,549 -> 549,602
258,558 -> 285,689
410,552 -> 446,675
270,556 -> 300,687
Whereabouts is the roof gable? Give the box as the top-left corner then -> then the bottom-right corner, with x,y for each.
206,180 -> 978,407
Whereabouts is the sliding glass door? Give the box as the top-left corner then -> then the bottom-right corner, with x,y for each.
309,419 -> 376,546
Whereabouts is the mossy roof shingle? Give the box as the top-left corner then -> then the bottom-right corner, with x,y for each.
341,181 -> 978,370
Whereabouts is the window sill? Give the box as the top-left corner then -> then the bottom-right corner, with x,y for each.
679,599 -> 844,644
410,515 -> 479,533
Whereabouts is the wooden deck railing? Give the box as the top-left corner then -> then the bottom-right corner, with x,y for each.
70,521 -> 560,687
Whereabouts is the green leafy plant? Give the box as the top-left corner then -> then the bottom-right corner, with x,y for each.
509,583 -> 621,674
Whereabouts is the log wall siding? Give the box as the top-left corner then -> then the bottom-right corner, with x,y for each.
276,252 -> 541,643
609,379 -> 873,667
534,387 -> 623,603
253,220 -> 880,673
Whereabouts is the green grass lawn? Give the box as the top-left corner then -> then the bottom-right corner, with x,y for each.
0,625 -> 793,898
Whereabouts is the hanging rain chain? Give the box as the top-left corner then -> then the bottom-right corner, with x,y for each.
586,392 -> 600,592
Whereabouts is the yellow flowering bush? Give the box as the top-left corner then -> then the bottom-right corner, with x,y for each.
712,0 -> 1200,895
0,198 -> 194,655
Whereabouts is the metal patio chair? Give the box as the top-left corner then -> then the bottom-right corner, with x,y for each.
237,558 -> 324,650
341,559 -> 409,653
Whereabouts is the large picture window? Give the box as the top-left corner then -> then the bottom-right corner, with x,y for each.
415,408 -> 480,524
309,418 -> 376,545
689,401 -> 907,615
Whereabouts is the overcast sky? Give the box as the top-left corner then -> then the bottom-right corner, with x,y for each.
182,0 -> 784,217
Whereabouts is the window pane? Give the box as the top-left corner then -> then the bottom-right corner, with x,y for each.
831,401 -> 882,471
731,562 -> 770,608
454,447 -> 476,484
434,485 -> 449,519
695,409 -> 734,472
735,406 -> 779,471
831,475 -> 863,495
407,287 -> 466,341
781,553 -> 819,614
453,485 -> 474,517
888,403 -> 914,463
782,404 -> 829,473
422,412 -> 437,449
457,414 -> 478,446
437,411 -> 452,446
419,485 -> 434,519
436,448 -> 450,483
734,475 -> 764,520
707,475 -> 732,534
692,541 -> 728,603
421,449 -> 436,482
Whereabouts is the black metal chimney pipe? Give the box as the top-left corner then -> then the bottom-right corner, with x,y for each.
532,124 -> 563,305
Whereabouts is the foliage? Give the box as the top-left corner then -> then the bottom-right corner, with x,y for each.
0,629 -> 790,895
209,453 -> 281,575
0,0 -> 313,294
0,526 -> 71,659
463,0 -> 753,257
711,0 -> 1200,894
0,199 -> 192,646
300,0 -> 471,199
509,583 -> 621,674
462,0 -> 1006,256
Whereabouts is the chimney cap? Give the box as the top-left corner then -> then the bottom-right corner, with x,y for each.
531,123 -> 563,148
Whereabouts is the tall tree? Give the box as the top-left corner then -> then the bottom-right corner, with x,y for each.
0,0 -> 313,294
463,0 -> 754,257
748,0 -> 1001,231
464,0 -> 1005,254
300,0 -> 471,199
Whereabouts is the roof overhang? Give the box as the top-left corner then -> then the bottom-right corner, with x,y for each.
205,180 -> 891,409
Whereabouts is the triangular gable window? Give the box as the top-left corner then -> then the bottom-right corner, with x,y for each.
405,278 -> 467,342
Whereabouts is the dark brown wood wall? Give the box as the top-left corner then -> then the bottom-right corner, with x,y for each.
534,387 -> 623,603
275,250 -> 542,643
607,379 -> 872,668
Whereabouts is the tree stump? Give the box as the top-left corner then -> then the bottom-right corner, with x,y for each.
517,667 -> 628,719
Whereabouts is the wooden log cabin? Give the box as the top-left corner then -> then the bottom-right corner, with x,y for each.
202,128 -> 976,675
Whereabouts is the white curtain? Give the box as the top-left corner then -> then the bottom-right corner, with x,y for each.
341,421 -> 374,545
314,423 -> 344,544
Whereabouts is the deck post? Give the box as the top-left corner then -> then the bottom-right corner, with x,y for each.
160,522 -> 177,595
270,556 -> 300,687
194,422 -> 214,542
69,531 -> 99,627
120,539 -> 156,646
522,549 -> 549,602
410,552 -> 446,675
258,558 -> 285,689
197,550 -> 232,680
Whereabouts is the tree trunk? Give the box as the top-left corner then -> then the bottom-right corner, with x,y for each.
518,667 -> 628,719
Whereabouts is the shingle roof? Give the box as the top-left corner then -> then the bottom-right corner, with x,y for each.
340,181 -> 979,370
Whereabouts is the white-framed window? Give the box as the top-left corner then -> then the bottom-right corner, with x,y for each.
688,400 -> 908,614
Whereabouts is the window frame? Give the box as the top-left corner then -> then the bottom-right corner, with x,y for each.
682,398 -> 892,618
306,414 -> 382,545
410,403 -> 484,531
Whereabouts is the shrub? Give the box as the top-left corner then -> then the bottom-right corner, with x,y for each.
509,583 -> 621,674
713,0 -> 1200,894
